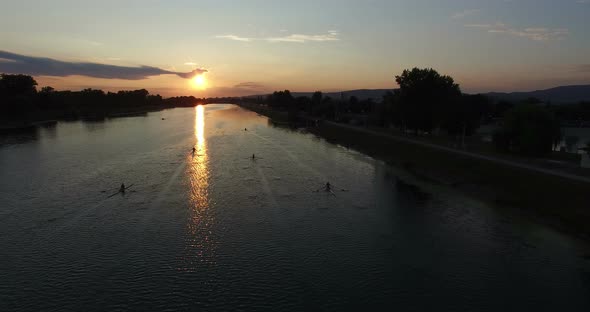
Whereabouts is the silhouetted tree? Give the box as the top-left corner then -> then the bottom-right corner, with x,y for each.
493,100 -> 515,118
267,90 -> 294,109
493,104 -> 562,156
0,74 -> 39,121
395,68 -> 461,134
349,96 -> 360,113
295,96 -> 310,112
0,74 -> 37,97
311,91 -> 323,116
40,86 -> 55,94
442,94 -> 491,146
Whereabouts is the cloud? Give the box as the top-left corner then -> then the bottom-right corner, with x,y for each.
234,82 -> 265,89
216,31 -> 340,43
464,23 -> 569,41
266,31 -> 339,43
0,50 -> 207,80
452,9 -> 481,19
175,69 -> 209,79
215,35 -> 252,42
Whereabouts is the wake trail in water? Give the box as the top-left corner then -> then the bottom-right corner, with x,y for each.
147,158 -> 187,212
249,131 -> 328,182
254,164 -> 278,208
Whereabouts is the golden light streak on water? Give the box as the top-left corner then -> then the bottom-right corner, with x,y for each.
179,105 -> 215,271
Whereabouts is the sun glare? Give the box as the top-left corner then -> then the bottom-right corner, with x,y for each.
192,74 -> 207,90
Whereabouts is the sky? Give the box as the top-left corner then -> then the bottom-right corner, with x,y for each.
0,0 -> 589,97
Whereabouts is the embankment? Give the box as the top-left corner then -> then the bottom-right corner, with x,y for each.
238,103 -> 590,238
314,120 -> 590,238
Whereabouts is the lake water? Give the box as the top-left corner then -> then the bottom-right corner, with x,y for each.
1,104 -> 589,311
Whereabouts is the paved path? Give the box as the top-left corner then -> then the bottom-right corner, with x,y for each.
326,121 -> 590,184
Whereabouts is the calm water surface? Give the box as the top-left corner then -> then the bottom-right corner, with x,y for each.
1,104 -> 589,311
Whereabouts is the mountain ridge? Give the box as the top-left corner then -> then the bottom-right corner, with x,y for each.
247,85 -> 590,103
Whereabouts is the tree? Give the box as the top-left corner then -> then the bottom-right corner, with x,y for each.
40,86 -> 55,94
494,100 -> 514,119
311,91 -> 323,115
395,68 -> 461,134
0,74 -> 39,120
493,104 -> 562,156
380,91 -> 403,128
0,74 -> 37,97
349,96 -> 360,113
442,94 -> 491,145
267,90 -> 294,109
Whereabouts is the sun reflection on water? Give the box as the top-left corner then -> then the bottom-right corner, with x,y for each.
179,105 -> 215,271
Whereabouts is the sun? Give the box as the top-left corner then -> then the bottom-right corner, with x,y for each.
191,74 -> 207,89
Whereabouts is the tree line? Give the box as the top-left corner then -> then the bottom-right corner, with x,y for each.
0,74 -> 239,123
3,71 -> 589,156
255,68 -> 590,157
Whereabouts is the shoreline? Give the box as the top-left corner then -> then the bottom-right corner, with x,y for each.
0,105 -> 171,131
239,103 -> 590,240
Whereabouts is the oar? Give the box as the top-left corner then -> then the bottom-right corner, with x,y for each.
106,184 -> 135,198
106,191 -> 121,198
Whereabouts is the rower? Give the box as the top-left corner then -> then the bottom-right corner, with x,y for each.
120,183 -> 126,193
192,147 -> 196,154
245,128 -> 247,131
325,182 -> 331,192
252,153 -> 255,159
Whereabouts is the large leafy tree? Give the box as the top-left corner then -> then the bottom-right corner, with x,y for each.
493,104 -> 562,156
0,74 -> 38,120
395,68 -> 461,133
267,90 -> 294,109
0,74 -> 38,97
443,94 -> 491,137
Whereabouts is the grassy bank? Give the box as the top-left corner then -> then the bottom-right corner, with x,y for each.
315,121 -> 590,238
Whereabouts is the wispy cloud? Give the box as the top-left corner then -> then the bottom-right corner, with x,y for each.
0,50 -> 207,80
216,31 -> 340,43
234,82 -> 265,89
266,32 -> 339,43
452,9 -> 481,19
215,35 -> 252,42
464,23 -> 569,41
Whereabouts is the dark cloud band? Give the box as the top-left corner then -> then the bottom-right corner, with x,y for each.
0,50 -> 207,80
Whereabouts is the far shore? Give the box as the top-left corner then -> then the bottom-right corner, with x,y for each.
0,105 -> 170,131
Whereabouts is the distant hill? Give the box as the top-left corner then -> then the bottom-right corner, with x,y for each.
246,85 -> 590,104
485,85 -> 590,104
291,89 -> 394,101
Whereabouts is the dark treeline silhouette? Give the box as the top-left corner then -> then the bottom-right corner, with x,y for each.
3,71 -> 589,157
252,68 -> 589,157
165,95 -> 240,107
0,74 -> 240,127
